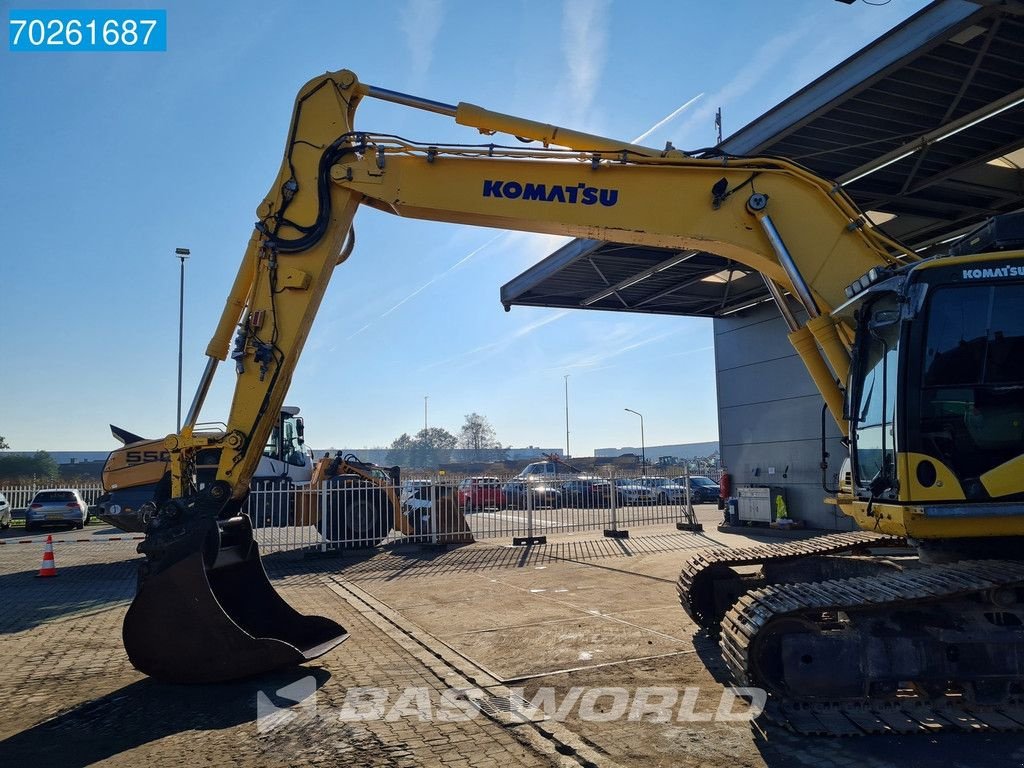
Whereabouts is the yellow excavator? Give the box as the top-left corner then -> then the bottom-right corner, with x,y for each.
114,70 -> 1024,730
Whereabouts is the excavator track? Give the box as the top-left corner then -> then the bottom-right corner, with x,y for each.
676,531 -> 902,630
721,560 -> 1024,735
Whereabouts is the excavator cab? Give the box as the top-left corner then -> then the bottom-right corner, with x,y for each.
122,485 -> 347,683
839,238 -> 1024,517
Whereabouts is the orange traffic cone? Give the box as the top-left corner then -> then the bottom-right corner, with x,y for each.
37,534 -> 57,578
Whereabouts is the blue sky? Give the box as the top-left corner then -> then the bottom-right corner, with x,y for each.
0,0 -> 929,453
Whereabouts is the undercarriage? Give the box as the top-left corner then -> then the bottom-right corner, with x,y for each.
678,532 -> 1024,734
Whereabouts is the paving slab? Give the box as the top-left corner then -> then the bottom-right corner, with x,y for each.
337,529 -> 1024,768
601,605 -> 699,639
0,539 -> 555,767
447,613 -> 690,680
5,524 -> 1024,767
397,593 -> 580,635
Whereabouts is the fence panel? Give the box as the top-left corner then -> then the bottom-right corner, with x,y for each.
247,470 -> 719,552
1,468 -> 718,547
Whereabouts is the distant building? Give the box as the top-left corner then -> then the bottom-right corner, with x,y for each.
314,447 -> 565,466
1,451 -> 110,464
505,447 -> 564,460
594,441 -> 719,460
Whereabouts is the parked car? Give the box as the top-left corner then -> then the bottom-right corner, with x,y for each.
457,477 -> 505,511
517,460 -> 579,482
686,475 -> 721,503
24,489 -> 90,531
0,491 -> 10,530
639,476 -> 688,503
613,478 -> 657,505
502,481 -> 563,510
638,475 -> 720,503
561,477 -> 613,508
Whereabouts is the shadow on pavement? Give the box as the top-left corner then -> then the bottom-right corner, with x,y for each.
0,559 -> 137,634
0,523 -> 76,540
689,627 -> 735,686
752,719 -> 1024,767
0,667 -> 332,766
261,530 -> 719,583
0,520 -> 111,540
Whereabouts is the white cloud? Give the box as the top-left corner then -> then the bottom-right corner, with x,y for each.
561,0 -> 610,126
417,309 -> 571,372
402,0 -> 444,82
663,344 -> 714,359
550,327 -> 680,372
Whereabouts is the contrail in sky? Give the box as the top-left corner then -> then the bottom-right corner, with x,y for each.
554,329 -> 681,372
419,309 -> 572,372
346,233 -> 505,340
632,93 -> 705,144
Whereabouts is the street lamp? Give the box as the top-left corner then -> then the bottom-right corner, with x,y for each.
624,408 -> 646,475
174,247 -> 191,432
424,395 -> 429,432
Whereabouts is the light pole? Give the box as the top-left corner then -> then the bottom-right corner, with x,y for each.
175,247 -> 190,431
563,374 -> 570,458
424,395 -> 429,432
624,408 -> 646,475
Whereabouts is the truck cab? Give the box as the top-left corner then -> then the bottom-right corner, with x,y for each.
254,406 -> 315,484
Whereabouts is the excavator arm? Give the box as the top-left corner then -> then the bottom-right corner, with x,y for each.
176,72 -> 366,502
187,69 -> 913,496
125,69 -> 920,684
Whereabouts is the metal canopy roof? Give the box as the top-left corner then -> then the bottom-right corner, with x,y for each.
501,0 -> 1024,318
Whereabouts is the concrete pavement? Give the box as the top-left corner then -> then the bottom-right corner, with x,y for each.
1,511 -> 1021,767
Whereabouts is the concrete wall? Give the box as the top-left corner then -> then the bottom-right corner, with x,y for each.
713,302 -> 853,531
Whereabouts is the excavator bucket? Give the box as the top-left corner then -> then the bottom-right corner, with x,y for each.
123,512 -> 347,683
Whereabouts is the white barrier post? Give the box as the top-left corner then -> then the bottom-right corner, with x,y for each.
430,481 -> 438,547
604,476 -> 628,539
319,484 -> 329,552
513,478 -> 545,546
676,464 -> 703,532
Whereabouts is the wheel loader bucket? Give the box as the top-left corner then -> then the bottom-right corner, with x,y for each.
123,514 -> 347,684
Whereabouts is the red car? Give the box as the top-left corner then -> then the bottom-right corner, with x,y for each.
457,477 -> 505,511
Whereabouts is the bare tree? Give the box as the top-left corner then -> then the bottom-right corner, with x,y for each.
414,427 -> 457,467
387,428 -> 457,468
457,413 -> 506,461
386,433 -> 415,466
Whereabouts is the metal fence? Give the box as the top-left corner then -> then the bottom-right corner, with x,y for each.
1,469 -> 721,549
0,482 -> 105,509
247,470 -> 719,552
